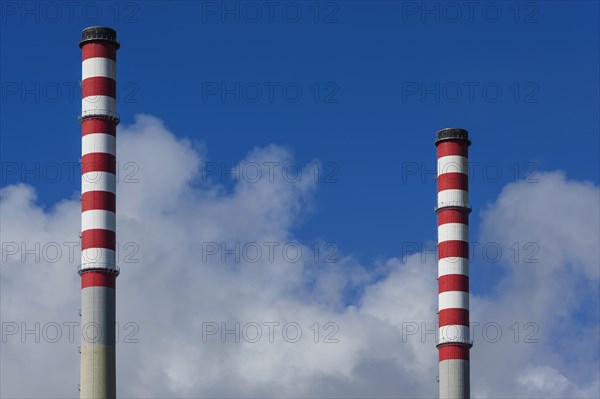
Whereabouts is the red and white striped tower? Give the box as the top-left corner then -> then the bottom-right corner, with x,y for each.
78,26 -> 120,399
435,128 -> 472,399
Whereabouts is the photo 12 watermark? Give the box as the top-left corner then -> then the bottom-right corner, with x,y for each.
199,241 -> 340,264
201,321 -> 340,343
201,81 -> 340,104
401,321 -> 540,344
199,1 -> 340,24
401,161 -> 540,185
1,321 -> 140,344
1,161 -> 140,185
0,1 -> 141,24
400,2 -> 540,24
401,240 -> 540,264
1,81 -> 140,104
1,241 -> 139,264
200,160 -> 339,184
401,81 -> 540,104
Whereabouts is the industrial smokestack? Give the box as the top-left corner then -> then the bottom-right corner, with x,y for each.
435,128 -> 472,399
78,26 -> 120,399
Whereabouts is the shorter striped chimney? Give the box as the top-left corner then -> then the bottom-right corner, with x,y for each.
435,128 -> 472,399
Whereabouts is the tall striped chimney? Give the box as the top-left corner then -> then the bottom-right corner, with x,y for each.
435,128 -> 472,398
78,26 -> 120,399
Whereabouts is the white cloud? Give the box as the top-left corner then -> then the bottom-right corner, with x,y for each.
471,172 -> 600,398
1,115 -> 598,398
518,366 -> 600,398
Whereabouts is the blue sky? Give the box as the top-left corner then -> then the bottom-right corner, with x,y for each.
2,1 -> 598,264
1,2 -> 599,397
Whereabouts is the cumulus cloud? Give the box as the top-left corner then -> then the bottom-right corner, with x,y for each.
1,115 -> 598,398
471,172 -> 600,398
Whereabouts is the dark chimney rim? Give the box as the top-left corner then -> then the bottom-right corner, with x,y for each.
435,127 -> 471,146
79,26 -> 120,49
